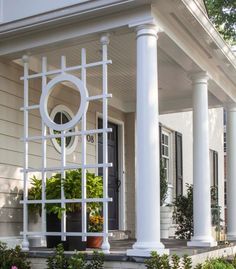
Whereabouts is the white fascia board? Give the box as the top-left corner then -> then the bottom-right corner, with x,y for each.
152,2 -> 236,104
2,0 -> 92,23
0,6 -> 152,58
0,0 -> 143,37
181,0 -> 236,69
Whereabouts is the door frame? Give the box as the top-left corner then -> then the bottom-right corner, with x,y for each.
96,112 -> 126,231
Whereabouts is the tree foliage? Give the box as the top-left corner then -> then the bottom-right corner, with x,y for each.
204,0 -> 236,45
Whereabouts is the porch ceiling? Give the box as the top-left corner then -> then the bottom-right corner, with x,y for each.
19,30 -> 223,114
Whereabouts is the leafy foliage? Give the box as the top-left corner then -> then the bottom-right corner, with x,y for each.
144,252 -> 163,269
89,251 -> 105,269
28,169 -> 103,218
144,253 -> 236,269
173,184 -> 193,239
0,242 -> 31,269
68,252 -> 87,269
173,184 -> 223,240
202,258 -> 234,269
171,254 -> 181,269
88,215 -> 103,232
160,159 -> 168,206
183,255 -> 192,269
204,0 -> 236,45
46,243 -> 105,269
46,244 -> 68,269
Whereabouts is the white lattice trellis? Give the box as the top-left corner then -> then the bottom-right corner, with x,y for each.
20,34 -> 112,253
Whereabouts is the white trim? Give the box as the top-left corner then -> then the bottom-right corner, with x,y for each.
161,127 -> 173,187
40,73 -> 88,132
0,236 -> 23,248
49,104 -> 79,155
0,0 -> 3,23
96,112 -> 126,231
21,46 -> 112,251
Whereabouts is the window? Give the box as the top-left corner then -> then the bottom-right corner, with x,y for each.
50,105 -> 78,154
161,131 -> 170,183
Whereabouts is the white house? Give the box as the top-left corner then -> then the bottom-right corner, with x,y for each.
0,0 -> 235,259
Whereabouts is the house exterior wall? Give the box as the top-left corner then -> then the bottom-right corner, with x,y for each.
160,108 -> 225,220
0,59 -> 129,243
124,113 -> 135,238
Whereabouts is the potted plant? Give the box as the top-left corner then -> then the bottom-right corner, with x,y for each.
87,214 -> 103,248
160,159 -> 168,207
160,159 -> 173,239
28,169 -> 103,250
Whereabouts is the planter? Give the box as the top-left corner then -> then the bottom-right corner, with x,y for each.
160,206 -> 174,239
46,211 -> 86,251
86,236 -> 103,248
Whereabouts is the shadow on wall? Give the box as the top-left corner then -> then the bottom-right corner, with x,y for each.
0,186 -> 23,248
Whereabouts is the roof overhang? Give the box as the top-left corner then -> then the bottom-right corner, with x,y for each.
0,0 -> 235,112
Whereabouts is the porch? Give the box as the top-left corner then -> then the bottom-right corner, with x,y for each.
28,239 -> 236,269
0,0 -> 235,260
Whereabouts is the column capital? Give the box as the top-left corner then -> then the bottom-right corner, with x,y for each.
188,71 -> 210,84
226,103 -> 236,112
136,24 -> 159,39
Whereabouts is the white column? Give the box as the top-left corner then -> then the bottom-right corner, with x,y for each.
188,72 -> 217,247
226,104 -> 236,240
127,24 -> 169,257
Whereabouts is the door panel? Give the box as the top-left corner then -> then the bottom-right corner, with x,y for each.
98,119 -> 119,230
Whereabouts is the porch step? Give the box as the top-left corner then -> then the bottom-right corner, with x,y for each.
109,230 -> 131,241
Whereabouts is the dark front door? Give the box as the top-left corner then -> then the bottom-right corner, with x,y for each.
98,119 -> 119,230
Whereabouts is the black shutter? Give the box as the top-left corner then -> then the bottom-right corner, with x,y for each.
175,132 -> 183,196
213,151 -> 218,188
159,123 -> 162,159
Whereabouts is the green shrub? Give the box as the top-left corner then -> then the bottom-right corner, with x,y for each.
183,254 -> 192,269
144,251 -> 163,269
46,243 -> 68,269
144,252 -> 236,269
171,254 -> 181,269
0,242 -> 31,269
47,243 -> 105,269
202,258 -> 234,269
173,184 -> 193,239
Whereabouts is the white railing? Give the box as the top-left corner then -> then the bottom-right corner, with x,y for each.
20,34 -> 112,253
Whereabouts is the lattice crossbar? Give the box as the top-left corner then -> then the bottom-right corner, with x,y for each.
21,34 -> 112,253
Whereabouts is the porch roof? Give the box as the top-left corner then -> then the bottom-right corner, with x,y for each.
0,0 -> 235,114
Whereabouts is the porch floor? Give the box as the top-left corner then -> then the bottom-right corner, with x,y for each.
29,239 -> 236,263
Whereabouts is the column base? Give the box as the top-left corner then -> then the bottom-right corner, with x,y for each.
227,233 -> 236,241
187,236 -> 217,247
127,241 -> 169,257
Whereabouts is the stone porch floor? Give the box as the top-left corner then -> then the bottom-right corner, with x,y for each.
29,239 -> 236,264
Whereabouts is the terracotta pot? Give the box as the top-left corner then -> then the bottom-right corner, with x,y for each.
86,236 -> 103,248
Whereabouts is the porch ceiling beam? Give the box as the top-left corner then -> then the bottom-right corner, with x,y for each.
0,6 -> 153,59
